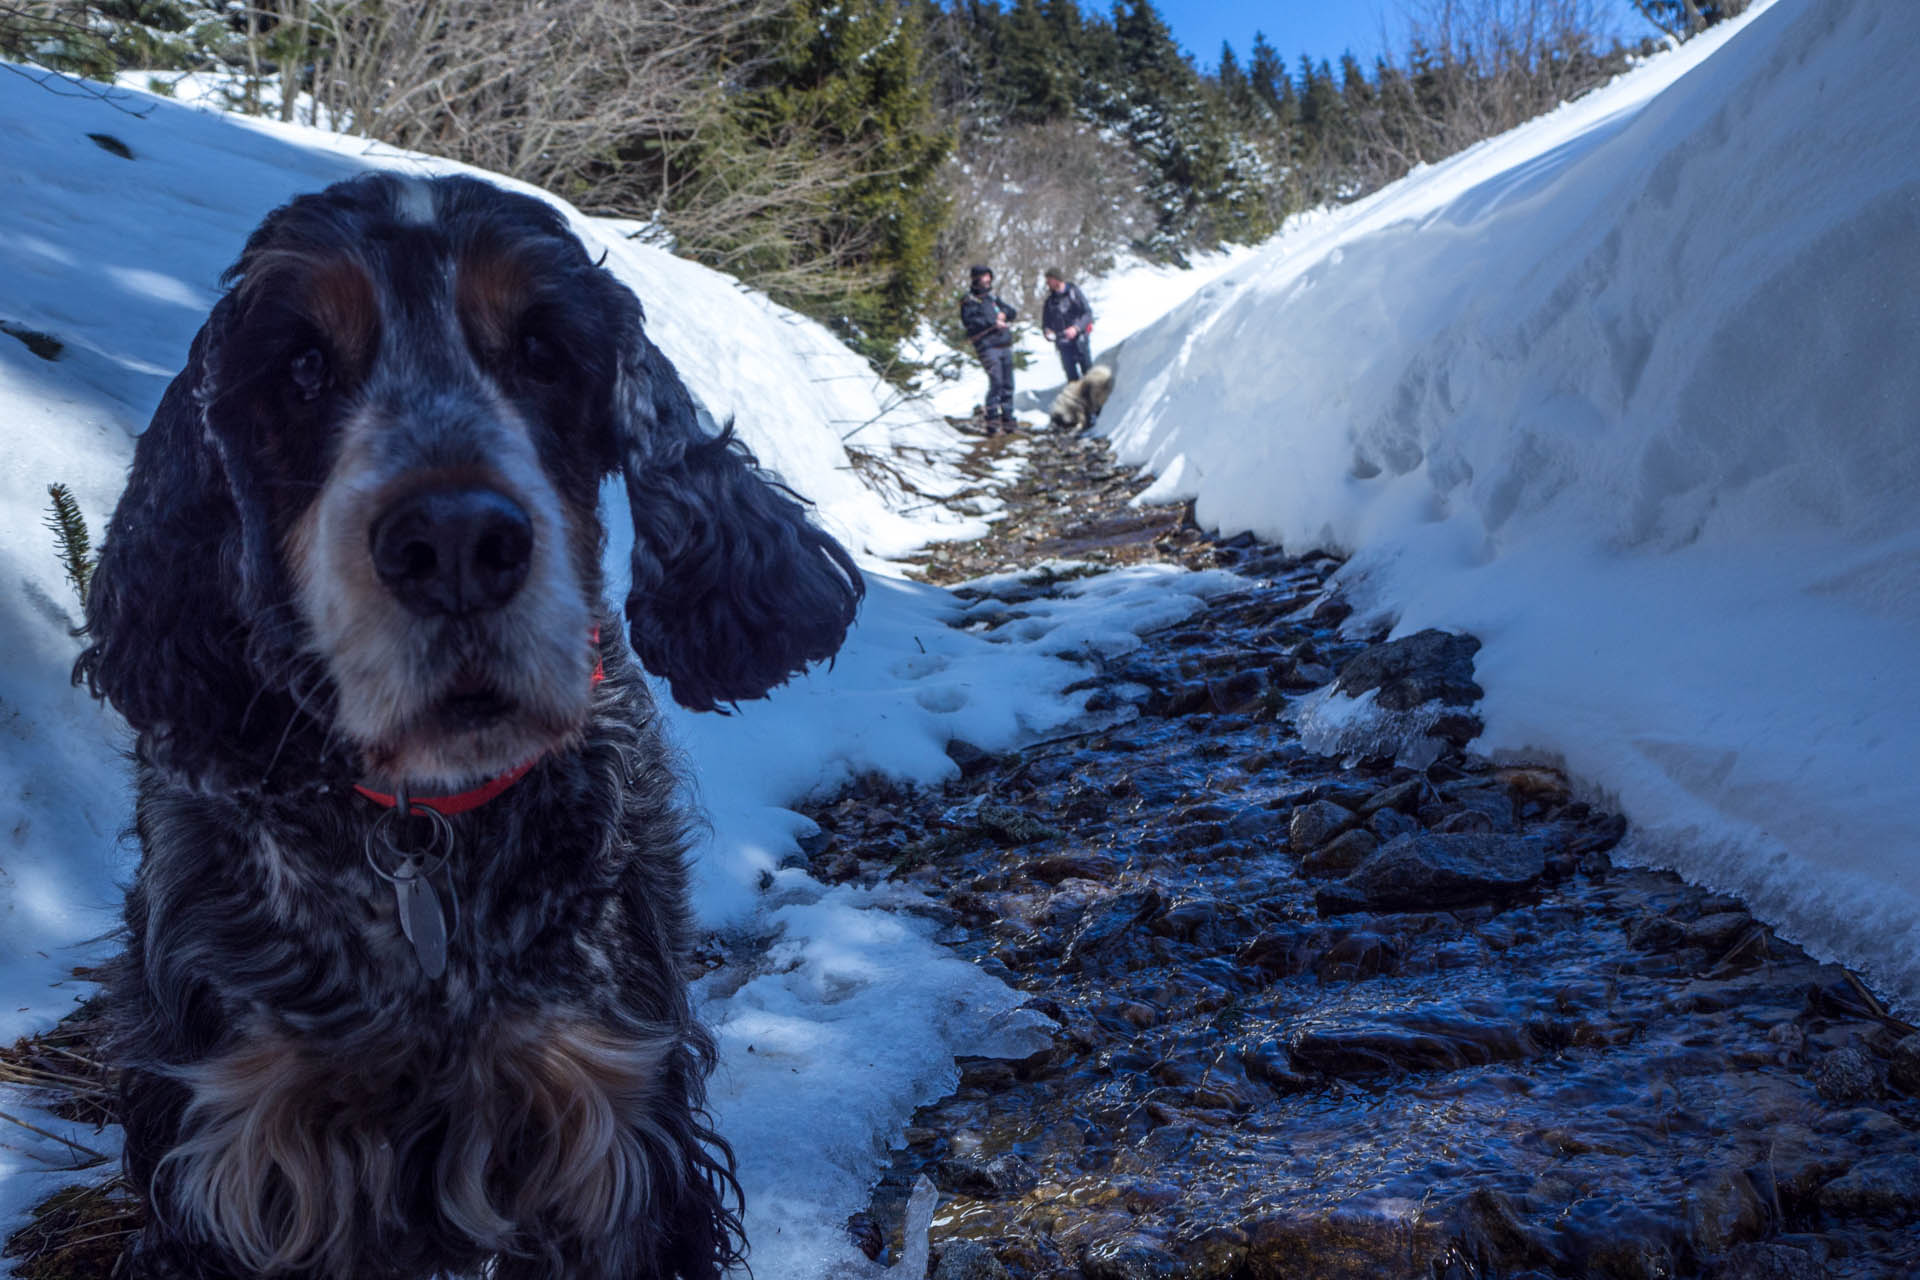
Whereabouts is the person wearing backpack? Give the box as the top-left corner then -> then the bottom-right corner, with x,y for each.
960,263 -> 1018,432
1041,268 -> 1095,383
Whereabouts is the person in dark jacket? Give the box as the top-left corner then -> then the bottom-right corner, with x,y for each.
960,263 -> 1018,430
1041,268 -> 1095,383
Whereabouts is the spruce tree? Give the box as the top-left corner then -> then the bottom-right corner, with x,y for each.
723,0 -> 951,362
1217,40 -> 1257,124
1000,0 -> 1073,123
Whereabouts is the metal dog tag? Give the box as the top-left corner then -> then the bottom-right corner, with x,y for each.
393,858 -> 449,980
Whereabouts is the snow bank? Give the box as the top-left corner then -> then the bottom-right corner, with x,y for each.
1100,0 -> 1920,1009
0,69 -> 1226,1274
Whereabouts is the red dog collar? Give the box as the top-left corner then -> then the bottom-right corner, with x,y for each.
356,628 -> 606,817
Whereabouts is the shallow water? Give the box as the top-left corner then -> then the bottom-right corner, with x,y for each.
812,432 -> 1920,1280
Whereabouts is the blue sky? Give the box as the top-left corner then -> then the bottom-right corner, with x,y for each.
1150,0 -> 1651,72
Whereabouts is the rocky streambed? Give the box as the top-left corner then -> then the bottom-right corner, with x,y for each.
810,426 -> 1920,1279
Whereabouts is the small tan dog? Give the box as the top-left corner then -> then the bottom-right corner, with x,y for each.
1048,363 -> 1114,433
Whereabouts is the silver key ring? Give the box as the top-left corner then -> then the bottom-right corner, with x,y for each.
363,786 -> 456,883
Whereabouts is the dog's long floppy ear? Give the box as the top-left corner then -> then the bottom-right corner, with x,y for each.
612,322 -> 863,713
75,302 -> 288,780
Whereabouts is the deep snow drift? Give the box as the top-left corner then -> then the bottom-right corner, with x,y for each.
0,70 -> 1236,1276
1101,0 -> 1920,1010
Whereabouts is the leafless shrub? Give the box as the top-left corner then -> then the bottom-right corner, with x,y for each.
1345,0 -> 1628,185
938,119 -> 1153,316
305,0 -> 776,216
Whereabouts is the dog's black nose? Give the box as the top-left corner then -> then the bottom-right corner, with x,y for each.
370,487 -> 533,617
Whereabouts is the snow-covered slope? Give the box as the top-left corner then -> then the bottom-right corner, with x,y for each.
0,70 -> 1238,1276
1101,0 -> 1920,1010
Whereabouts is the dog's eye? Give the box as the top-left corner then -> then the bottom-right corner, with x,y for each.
518,331 -> 562,383
288,346 -> 329,401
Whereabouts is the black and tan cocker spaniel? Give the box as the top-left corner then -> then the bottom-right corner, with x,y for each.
75,172 -> 862,1279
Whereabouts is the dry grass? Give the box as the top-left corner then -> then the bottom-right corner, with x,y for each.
3,1180 -> 139,1280
0,981 -> 135,1277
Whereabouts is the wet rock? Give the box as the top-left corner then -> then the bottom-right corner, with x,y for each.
1028,852 -> 1118,884
1240,1038 -> 1312,1093
1685,911 -> 1755,953
1227,806 -> 1284,839
1313,929 -> 1402,980
1066,889 -> 1162,968
1444,785 -> 1517,830
1151,895 -> 1233,940
1171,1224 -> 1249,1276
1289,799 -> 1355,852
1360,778 -> 1426,815
1428,711 -> 1484,746
1765,1021 -> 1805,1063
945,738 -> 995,778
1571,811 -> 1630,855
970,804 -> 1062,844
1716,1241 -> 1824,1280
1309,598 -> 1352,628
1294,660 -> 1335,686
1300,828 -> 1379,877
1335,629 -> 1482,711
1320,782 -> 1378,811
1208,670 -> 1268,714
939,1151 -> 1038,1198
1447,1187 -> 1562,1272
846,1211 -> 884,1260
1161,821 -> 1229,851
1082,1234 -> 1183,1280
1495,766 -> 1572,805
1369,808 -> 1419,841
1152,682 -> 1212,716
1432,808 -> 1496,835
1809,1047 -> 1878,1102
1685,1168 -> 1767,1254
1815,1106 -> 1908,1146
932,1240 -> 1011,1280
1626,914 -> 1689,952
1243,1203 -> 1445,1280
1185,1054 -> 1263,1111
1760,1124 -> 1850,1201
1239,926 -> 1326,979
1816,1153 -> 1920,1219
1888,1032 -> 1920,1096
1314,833 -> 1555,915
1290,1015 -> 1543,1077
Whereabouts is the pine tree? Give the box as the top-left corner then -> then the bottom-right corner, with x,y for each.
1040,0 -> 1084,59
1248,31 -> 1295,124
1339,52 -> 1373,108
714,0 -> 951,362
999,0 -> 1073,123
1216,40 -> 1257,124
1112,0 -> 1189,94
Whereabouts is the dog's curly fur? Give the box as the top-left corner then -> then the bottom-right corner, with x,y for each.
75,173 -> 863,1279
